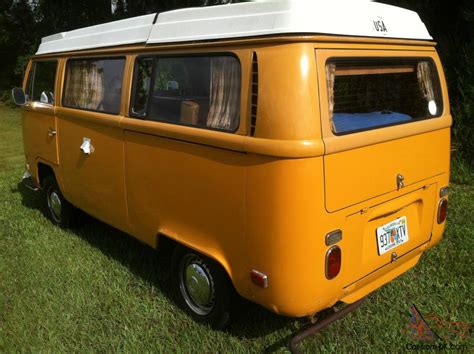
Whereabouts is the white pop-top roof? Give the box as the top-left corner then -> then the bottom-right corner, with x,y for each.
36,0 -> 432,55
37,13 -> 157,55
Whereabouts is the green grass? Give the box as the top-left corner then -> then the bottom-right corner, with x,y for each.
0,106 -> 472,352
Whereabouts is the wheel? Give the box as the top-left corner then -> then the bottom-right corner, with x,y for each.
171,246 -> 234,329
43,175 -> 76,228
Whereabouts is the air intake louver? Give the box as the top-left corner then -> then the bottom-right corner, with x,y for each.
250,52 -> 258,136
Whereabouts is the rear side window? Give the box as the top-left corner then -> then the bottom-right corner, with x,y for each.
27,61 -> 57,104
130,55 -> 241,132
326,58 -> 443,134
63,58 -> 125,115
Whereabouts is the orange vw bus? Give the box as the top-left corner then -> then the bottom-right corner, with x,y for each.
12,0 -> 450,337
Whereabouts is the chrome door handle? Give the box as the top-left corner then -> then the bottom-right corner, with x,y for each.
48,127 -> 57,137
397,174 -> 405,190
80,137 -> 94,155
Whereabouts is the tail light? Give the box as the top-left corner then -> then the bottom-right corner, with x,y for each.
250,269 -> 268,288
437,198 -> 448,224
325,246 -> 341,279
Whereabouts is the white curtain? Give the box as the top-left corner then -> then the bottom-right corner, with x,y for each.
326,63 -> 337,129
64,61 -> 104,110
417,61 -> 435,103
206,57 -> 241,130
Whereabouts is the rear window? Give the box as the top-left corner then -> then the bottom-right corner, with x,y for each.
326,58 -> 443,134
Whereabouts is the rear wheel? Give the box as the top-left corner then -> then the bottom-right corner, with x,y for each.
43,175 -> 76,228
171,246 -> 234,329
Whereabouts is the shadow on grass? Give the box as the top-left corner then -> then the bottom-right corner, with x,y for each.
14,182 -> 297,348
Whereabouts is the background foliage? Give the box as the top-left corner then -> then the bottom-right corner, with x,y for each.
0,0 -> 472,162
381,0 -> 473,164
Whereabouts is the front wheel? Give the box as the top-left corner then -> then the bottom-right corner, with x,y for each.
43,175 -> 76,228
171,246 -> 235,329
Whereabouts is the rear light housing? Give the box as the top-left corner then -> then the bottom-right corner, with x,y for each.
439,186 -> 449,198
250,269 -> 268,288
325,246 -> 341,279
325,229 -> 342,246
437,198 -> 448,224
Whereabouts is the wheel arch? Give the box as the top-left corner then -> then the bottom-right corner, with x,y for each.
156,232 -> 240,294
37,162 -> 55,188
35,160 -> 68,195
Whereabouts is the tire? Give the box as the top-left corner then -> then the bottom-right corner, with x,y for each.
171,246 -> 234,329
43,175 -> 76,228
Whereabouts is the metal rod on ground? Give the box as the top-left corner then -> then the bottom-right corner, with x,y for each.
288,298 -> 366,354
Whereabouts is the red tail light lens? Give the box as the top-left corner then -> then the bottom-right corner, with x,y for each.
250,269 -> 268,288
325,246 -> 341,279
438,198 -> 448,224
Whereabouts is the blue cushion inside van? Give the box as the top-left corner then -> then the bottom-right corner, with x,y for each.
333,112 -> 412,133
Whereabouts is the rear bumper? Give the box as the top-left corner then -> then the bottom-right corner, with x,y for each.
248,243 -> 427,318
22,171 -> 39,191
340,241 -> 429,304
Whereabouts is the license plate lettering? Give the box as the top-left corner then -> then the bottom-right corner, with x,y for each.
376,216 -> 409,255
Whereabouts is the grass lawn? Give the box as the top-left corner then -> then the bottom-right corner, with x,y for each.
0,106 -> 472,352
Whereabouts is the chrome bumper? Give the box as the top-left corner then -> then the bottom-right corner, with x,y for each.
22,171 -> 39,191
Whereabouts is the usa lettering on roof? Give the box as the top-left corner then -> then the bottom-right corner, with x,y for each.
36,0 -> 432,55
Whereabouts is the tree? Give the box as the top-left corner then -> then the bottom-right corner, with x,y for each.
34,0 -> 112,33
380,0 -> 473,162
0,0 -> 36,88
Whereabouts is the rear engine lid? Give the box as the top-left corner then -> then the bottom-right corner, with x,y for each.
341,183 -> 437,286
324,129 -> 449,212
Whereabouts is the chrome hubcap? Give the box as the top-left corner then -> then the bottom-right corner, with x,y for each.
47,188 -> 62,222
179,255 -> 215,316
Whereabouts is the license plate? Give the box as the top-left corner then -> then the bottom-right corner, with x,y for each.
376,216 -> 409,255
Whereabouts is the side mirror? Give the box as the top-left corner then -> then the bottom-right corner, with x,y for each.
11,87 -> 26,106
40,91 -> 54,104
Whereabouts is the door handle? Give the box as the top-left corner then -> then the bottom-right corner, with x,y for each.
80,137 -> 94,155
397,174 -> 405,190
48,127 -> 57,137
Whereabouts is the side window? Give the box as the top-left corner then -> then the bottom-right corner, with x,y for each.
27,61 -> 57,104
63,58 -> 126,115
130,55 -> 241,132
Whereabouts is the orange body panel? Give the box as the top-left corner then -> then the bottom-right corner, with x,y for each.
324,129 -> 450,212
56,108 -> 129,232
22,105 -> 58,165
20,36 -> 451,317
